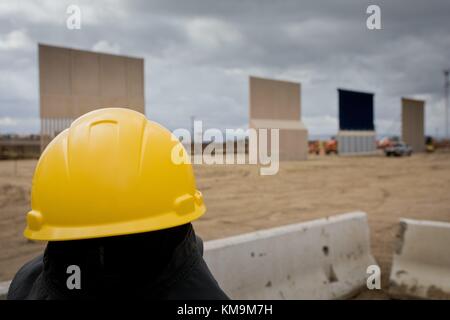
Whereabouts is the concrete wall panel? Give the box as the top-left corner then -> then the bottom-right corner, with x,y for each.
99,54 -> 127,97
279,128 -> 308,161
126,57 -> 145,98
249,76 -> 308,161
38,44 -> 145,150
402,98 -> 425,153
250,76 -> 301,120
71,50 -> 100,96
39,45 -> 72,95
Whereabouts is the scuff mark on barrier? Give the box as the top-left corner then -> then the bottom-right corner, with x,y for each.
395,270 -> 407,277
326,264 -> 338,283
394,221 -> 407,255
426,285 -> 450,300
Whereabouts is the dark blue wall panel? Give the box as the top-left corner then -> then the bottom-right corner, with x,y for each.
338,89 -> 374,130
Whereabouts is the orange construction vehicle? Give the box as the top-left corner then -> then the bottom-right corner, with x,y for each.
324,137 -> 337,155
308,140 -> 321,155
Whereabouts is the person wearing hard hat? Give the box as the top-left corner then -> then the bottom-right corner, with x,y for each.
7,108 -> 228,300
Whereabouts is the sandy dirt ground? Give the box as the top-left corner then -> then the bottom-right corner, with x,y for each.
1,152 -> 450,299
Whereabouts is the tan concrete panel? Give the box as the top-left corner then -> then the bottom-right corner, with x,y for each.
127,97 -> 146,111
99,54 -> 127,98
250,119 -> 307,130
402,98 -> 425,153
249,76 -> 301,121
39,44 -> 71,95
99,96 -> 129,108
39,44 -> 145,117
40,95 -> 74,118
74,96 -> 102,115
254,127 -> 308,161
126,57 -> 145,99
249,76 -> 306,161
39,44 -> 145,150
279,129 -> 308,161
71,50 -> 100,96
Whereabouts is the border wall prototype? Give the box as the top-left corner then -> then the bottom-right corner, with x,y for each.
249,76 -> 308,161
204,212 -> 376,299
401,98 -> 425,153
38,44 -> 145,151
389,218 -> 450,299
337,89 -> 376,155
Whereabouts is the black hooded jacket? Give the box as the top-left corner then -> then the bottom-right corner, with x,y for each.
7,223 -> 228,300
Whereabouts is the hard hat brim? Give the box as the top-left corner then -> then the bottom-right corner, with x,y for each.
24,203 -> 206,241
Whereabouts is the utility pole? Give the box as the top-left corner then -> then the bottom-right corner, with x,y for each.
445,69 -> 450,141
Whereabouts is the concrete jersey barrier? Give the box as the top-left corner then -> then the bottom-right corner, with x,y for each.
0,281 -> 10,300
389,218 -> 450,299
203,211 -> 376,299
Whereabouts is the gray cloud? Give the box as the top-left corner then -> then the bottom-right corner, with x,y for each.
0,0 -> 449,137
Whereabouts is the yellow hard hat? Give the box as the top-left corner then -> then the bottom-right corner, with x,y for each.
25,108 -> 205,241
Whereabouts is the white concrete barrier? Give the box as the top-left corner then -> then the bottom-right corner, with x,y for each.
204,211 -> 376,299
0,281 -> 11,300
389,218 -> 450,299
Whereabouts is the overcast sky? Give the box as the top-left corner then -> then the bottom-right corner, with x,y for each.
0,0 -> 449,137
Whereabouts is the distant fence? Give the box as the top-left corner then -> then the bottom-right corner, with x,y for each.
0,137 -> 40,160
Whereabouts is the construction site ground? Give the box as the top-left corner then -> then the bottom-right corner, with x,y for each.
1,151 -> 450,299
